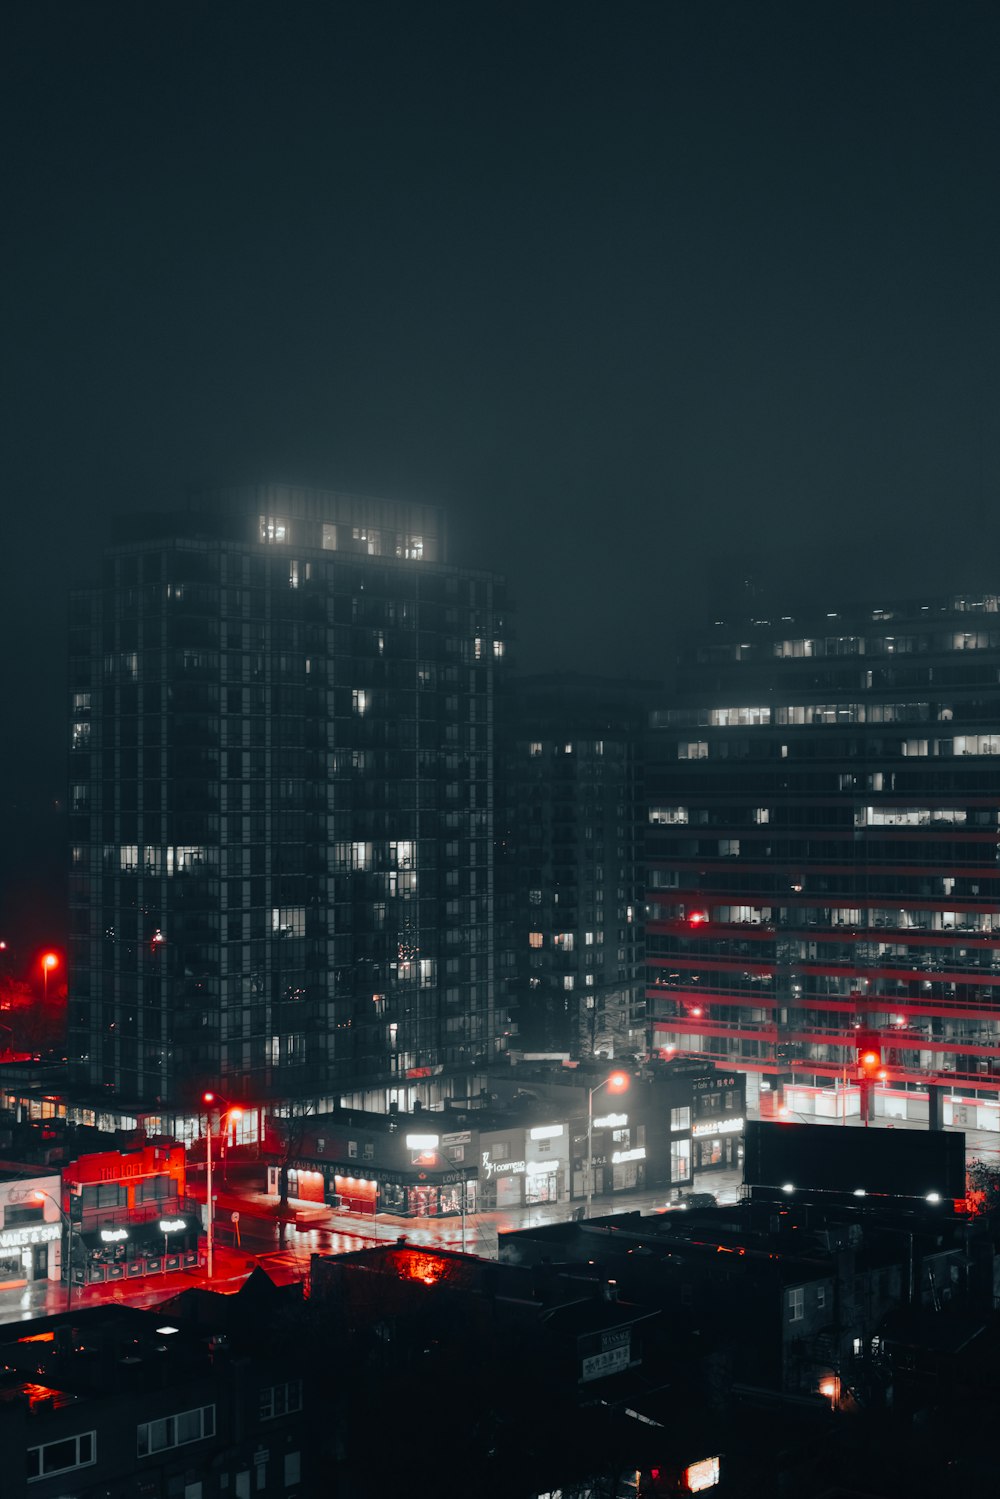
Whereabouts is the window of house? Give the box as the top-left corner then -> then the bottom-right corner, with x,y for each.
788,1287 -> 805,1322
670,1106 -> 691,1131
27,1432 -> 96,1481
137,1405 -> 215,1456
816,1285 -> 826,1310
259,1379 -> 303,1421
285,1453 -> 302,1485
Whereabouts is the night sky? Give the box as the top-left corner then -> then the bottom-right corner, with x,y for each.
2,1 -> 999,948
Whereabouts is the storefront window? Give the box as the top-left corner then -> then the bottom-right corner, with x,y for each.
671,1139 -> 691,1183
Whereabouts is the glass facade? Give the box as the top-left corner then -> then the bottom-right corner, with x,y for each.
647,595 -> 1000,1103
68,485 -> 508,1108
501,677 -> 649,1061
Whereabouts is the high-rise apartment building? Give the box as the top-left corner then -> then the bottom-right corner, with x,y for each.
501,675 -> 651,1061
646,595 -> 1000,1127
67,484 -> 509,1111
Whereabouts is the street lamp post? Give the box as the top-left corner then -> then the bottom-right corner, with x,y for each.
41,952 -> 58,1003
202,1093 -> 242,1280
32,1189 -> 73,1314
585,1070 -> 629,1220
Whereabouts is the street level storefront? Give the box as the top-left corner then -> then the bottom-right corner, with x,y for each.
476,1120 -> 572,1212
74,1213 -> 201,1284
268,1107 -> 575,1220
63,1143 -> 203,1284
0,1170 -> 63,1288
571,1110 -> 648,1201
267,1158 -> 479,1220
690,1071 -> 746,1172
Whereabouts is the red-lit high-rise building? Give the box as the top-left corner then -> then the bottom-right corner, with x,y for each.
646,594 -> 1000,1134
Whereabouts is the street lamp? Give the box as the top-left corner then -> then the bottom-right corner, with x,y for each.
202,1093 -> 242,1280
585,1070 -> 630,1220
32,1189 -> 73,1314
41,952 -> 59,1002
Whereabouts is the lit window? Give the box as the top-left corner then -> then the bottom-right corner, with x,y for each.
650,807 -> 688,824
353,689 -> 368,716
679,742 -> 708,760
528,932 -> 543,949
71,721 -> 91,749
322,523 -> 338,550
685,1456 -> 720,1492
493,640 -> 504,658
259,516 -> 288,543
529,742 -> 542,757
563,975 -> 574,990
271,907 -> 306,938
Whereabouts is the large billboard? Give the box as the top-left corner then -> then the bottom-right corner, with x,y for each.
744,1121 -> 965,1201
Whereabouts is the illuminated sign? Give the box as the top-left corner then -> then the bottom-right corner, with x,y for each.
685,1456 -> 721,1492
441,1131 -> 471,1146
529,1124 -> 564,1141
525,1160 -> 558,1176
405,1134 -> 440,1150
100,1228 -> 129,1243
611,1147 -> 646,1165
692,1116 -> 744,1139
593,1112 -> 628,1129
0,1223 -> 61,1250
481,1152 -> 525,1179
159,1219 -> 186,1234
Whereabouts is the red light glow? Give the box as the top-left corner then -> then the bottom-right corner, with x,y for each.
608,1071 -> 629,1093
41,953 -> 58,972
688,911 -> 708,926
860,1051 -> 879,1068
395,1250 -> 450,1286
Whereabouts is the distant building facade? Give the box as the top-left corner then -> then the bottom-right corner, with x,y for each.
646,594 -> 1000,1128
500,675 -> 654,1062
67,484 -> 509,1111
